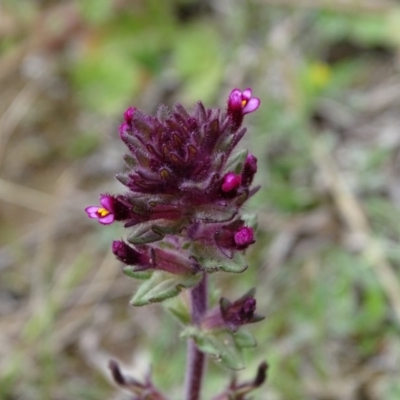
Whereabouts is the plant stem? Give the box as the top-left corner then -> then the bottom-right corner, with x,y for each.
183,273 -> 208,400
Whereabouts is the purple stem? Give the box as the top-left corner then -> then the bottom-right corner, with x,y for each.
183,273 -> 208,400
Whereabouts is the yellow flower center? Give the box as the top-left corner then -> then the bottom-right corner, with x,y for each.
241,99 -> 247,107
97,208 -> 110,217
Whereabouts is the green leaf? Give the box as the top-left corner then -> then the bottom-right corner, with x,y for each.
233,329 -> 257,349
193,204 -> 237,223
196,332 -> 245,370
127,220 -> 183,245
192,246 -> 248,273
123,154 -> 138,168
152,222 -> 182,235
128,228 -> 164,245
216,134 -> 235,153
182,327 -> 246,370
179,174 -> 216,194
130,271 -> 202,306
166,297 -> 191,326
225,150 -> 248,174
241,213 -> 258,230
122,266 -> 152,280
220,252 -> 248,273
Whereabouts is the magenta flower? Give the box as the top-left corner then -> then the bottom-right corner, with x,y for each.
241,88 -> 260,114
228,88 -> 260,115
227,88 -> 260,129
85,194 -> 115,225
85,194 -> 138,225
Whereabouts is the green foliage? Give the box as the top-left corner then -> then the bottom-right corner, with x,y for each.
72,45 -> 141,115
191,244 -> 248,273
77,0 -> 114,25
225,149 -> 249,174
172,22 -> 224,103
315,11 -> 391,46
66,133 -> 100,159
123,266 -> 152,280
182,326 -> 257,370
127,220 -> 183,244
131,271 -> 202,306
166,295 -> 191,326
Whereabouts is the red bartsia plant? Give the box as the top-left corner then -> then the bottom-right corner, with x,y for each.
86,88 -> 267,400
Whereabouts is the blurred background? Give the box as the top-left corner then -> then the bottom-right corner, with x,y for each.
1,0 -> 400,399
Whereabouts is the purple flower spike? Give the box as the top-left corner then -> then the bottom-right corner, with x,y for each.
221,172 -> 242,192
85,194 -> 115,225
234,226 -> 255,249
87,88 -> 261,276
123,107 -> 136,124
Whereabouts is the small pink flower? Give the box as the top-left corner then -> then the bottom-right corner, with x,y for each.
85,194 -> 115,225
221,172 -> 242,192
228,88 -> 260,115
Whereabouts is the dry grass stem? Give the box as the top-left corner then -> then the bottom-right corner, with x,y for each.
313,140 -> 400,326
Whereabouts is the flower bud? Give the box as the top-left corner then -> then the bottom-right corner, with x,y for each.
242,153 -> 257,186
220,289 -> 264,332
152,247 -> 195,275
202,289 -> 264,332
123,106 -> 136,124
234,226 -> 255,250
112,240 -> 151,269
221,172 -> 242,192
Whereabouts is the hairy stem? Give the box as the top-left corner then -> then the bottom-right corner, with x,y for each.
183,273 -> 208,400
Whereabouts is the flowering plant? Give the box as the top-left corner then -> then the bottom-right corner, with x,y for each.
86,88 -> 267,399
